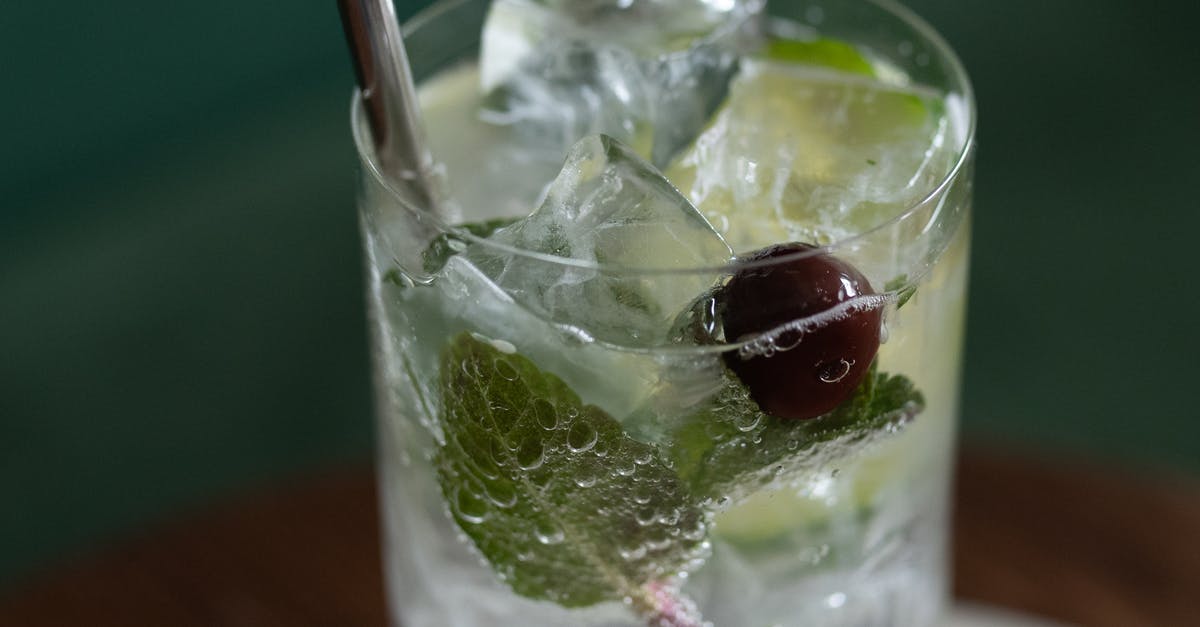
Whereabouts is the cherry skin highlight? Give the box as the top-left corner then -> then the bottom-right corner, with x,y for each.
721,243 -> 883,420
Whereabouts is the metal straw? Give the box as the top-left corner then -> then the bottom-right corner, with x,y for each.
338,0 -> 436,209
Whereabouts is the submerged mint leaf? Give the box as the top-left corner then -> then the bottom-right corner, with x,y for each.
608,282 -> 664,319
381,268 -> 407,287
884,274 -> 918,310
422,217 -> 520,275
668,362 -> 923,502
435,333 -> 707,608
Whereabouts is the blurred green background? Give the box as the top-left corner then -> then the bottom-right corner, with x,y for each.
2,0 -> 1198,591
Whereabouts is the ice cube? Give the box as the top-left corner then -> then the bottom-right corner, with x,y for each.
666,57 -> 956,251
466,134 -> 733,347
480,35 -> 654,161
436,255 -> 663,419
479,0 -> 759,167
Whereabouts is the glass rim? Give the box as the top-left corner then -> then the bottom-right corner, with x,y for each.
353,0 -> 977,278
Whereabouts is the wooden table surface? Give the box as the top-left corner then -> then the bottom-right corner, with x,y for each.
2,448 -> 1198,627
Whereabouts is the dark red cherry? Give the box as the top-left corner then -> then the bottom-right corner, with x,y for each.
721,243 -> 882,420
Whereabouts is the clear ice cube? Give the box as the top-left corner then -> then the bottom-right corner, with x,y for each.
466,134 -> 733,347
434,255 -> 662,419
480,35 -> 654,161
667,57 -> 956,251
479,0 -> 758,167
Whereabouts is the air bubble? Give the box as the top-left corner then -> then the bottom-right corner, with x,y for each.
494,359 -> 519,381
645,536 -> 672,552
484,480 -> 518,509
535,520 -> 565,545
516,437 -> 545,470
466,456 -> 500,481
453,486 -> 489,524
533,399 -> 558,430
489,440 -> 509,467
619,544 -> 647,561
773,328 -> 804,352
733,413 -> 762,432
574,470 -> 598,488
635,506 -> 659,526
567,422 -> 598,453
818,359 -> 853,383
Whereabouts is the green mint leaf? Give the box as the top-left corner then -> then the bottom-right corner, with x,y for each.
422,217 -> 520,275
382,268 -> 407,287
884,274 -> 918,310
435,333 -> 708,608
668,362 -> 924,502
607,282 -> 664,319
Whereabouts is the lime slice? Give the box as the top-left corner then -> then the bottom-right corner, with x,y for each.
713,484 -> 838,543
711,436 -> 926,544
764,37 -> 877,76
712,463 -> 900,545
665,54 -> 952,252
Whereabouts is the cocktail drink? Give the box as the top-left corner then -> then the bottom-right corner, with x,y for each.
353,0 -> 974,625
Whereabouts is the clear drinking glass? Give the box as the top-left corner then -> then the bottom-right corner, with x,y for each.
353,0 -> 975,625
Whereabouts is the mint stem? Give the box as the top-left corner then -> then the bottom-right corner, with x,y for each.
633,580 -> 705,627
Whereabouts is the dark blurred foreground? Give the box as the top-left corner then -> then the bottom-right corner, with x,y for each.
3,449 -> 1199,626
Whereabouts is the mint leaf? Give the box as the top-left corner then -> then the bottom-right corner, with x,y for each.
422,217 -> 520,275
435,333 -> 708,607
884,275 -> 918,310
668,363 -> 923,502
607,282 -> 664,319
381,268 -> 407,287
